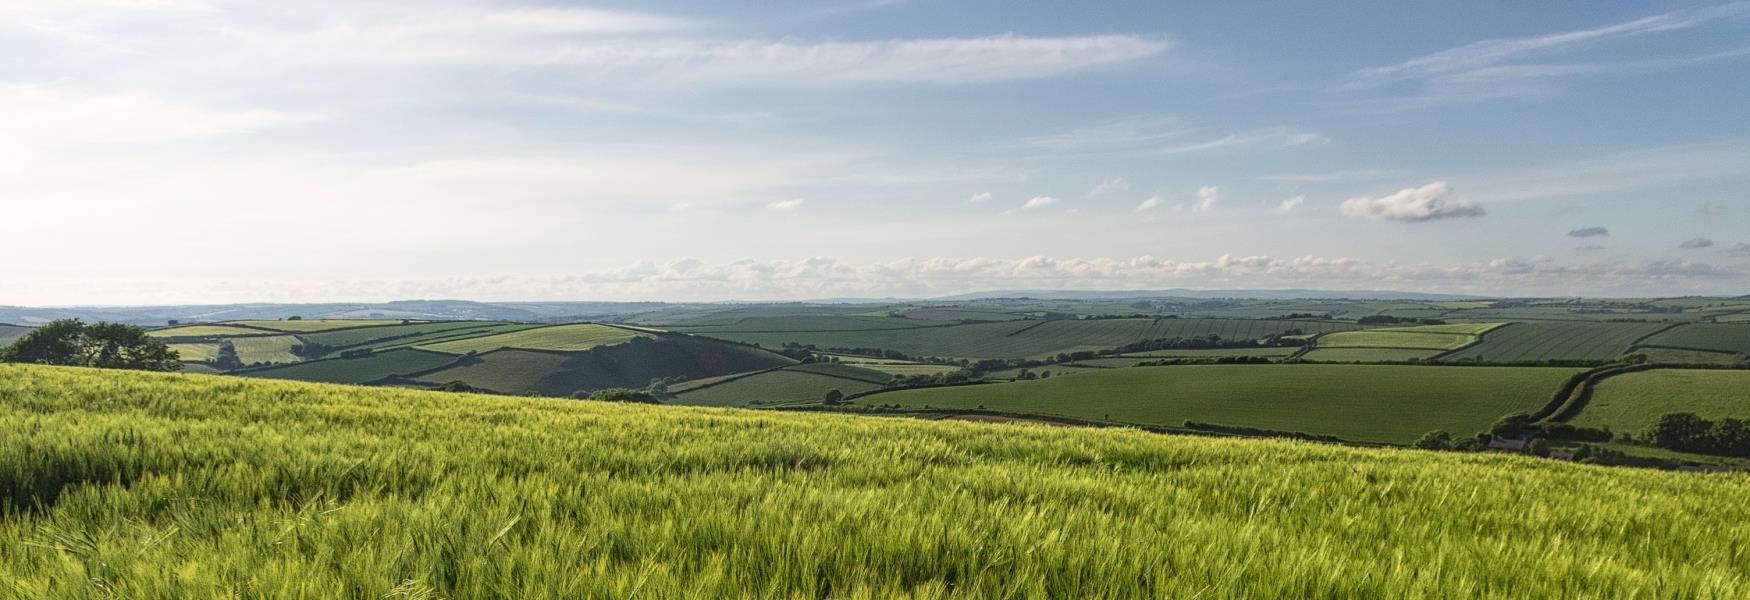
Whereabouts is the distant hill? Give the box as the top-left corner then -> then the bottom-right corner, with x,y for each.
928,289 -> 1492,301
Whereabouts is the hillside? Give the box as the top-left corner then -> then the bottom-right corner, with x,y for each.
1,365 -> 1747,597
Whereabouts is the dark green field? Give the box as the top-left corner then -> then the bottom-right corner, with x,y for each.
413,337 -> 794,396
241,348 -> 461,384
1569,369 -> 1750,433
707,317 -> 1357,359
1639,323 -> 1750,355
1439,322 -> 1667,363
672,366 -> 888,407
295,320 -> 502,348
860,365 -> 1579,444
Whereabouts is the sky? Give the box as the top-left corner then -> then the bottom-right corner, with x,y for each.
3,0 -> 1749,304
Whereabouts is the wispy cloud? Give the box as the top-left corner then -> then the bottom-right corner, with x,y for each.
1089,178 -> 1131,196
1192,186 -> 1220,213
967,191 -> 992,203
1349,3 -> 1750,85
1259,169 -> 1402,183
1135,195 -> 1164,212
1278,195 -> 1305,213
1680,237 -> 1715,249
1568,227 -> 1610,238
1149,128 -> 1327,155
1023,196 -> 1059,210
767,198 -> 806,210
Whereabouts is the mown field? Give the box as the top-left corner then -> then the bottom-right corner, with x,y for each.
242,348 -> 461,384
1301,348 -> 1442,363
659,315 -> 944,332
413,337 -> 794,396
708,318 -> 1358,360
862,365 -> 1579,444
1640,323 -> 1750,355
230,335 -> 301,365
230,319 -> 406,332
1439,322 -> 1667,363
3,365 -> 1748,598
1569,369 -> 1750,433
671,365 -> 888,407
420,323 -> 652,354
146,324 -> 273,338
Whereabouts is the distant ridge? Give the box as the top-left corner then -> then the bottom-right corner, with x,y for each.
925,289 -> 1491,302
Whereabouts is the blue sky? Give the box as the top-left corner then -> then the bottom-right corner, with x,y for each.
2,0 -> 1748,303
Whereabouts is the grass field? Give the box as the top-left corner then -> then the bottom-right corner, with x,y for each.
1569,369 -> 1750,433
1316,330 -> 1476,350
146,324 -> 273,338
1118,347 -> 1300,359
415,337 -> 794,396
671,368 -> 887,407
230,319 -> 406,332
296,320 -> 501,349
856,363 -> 965,376
0,324 -> 31,346
786,362 -> 894,384
710,318 -> 1359,360
1440,321 -> 1668,363
419,323 -> 652,354
241,348 -> 461,384
4,365 -> 1749,597
1640,323 -> 1750,355
166,342 -> 220,362
1301,348 -> 1442,363
864,365 -> 1579,444
229,334 -> 302,365
662,315 -> 944,332
1629,347 -> 1746,365
900,308 -> 1025,321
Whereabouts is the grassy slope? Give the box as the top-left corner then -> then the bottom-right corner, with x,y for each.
414,337 -> 795,396
166,342 -> 221,362
146,325 -> 272,338
296,321 -> 500,348
1302,348 -> 1442,362
229,335 -> 302,365
1440,322 -> 1667,362
1640,323 -> 1750,355
240,348 -> 460,384
3,365 -> 1748,598
709,318 -> 1358,360
229,319 -> 406,332
419,323 -> 651,354
1570,369 -> 1750,432
671,369 -> 886,407
863,365 -> 1578,444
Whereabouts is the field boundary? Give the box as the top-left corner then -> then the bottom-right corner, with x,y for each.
666,367 -> 790,394
1428,322 -> 1519,361
1544,364 -> 1656,423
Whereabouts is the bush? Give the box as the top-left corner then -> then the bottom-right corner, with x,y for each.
576,387 -> 661,404
1412,430 -> 1453,450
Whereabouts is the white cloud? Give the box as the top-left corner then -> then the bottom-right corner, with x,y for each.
968,191 -> 992,203
1135,195 -> 1164,212
1350,4 -> 1747,84
1259,169 -> 1402,183
1192,186 -> 1220,213
1023,196 -> 1059,210
1278,195 -> 1305,213
1680,237 -> 1715,249
1150,128 -> 1327,155
1089,177 -> 1130,196
767,198 -> 806,210
0,85 -> 313,147
1340,181 -> 1485,222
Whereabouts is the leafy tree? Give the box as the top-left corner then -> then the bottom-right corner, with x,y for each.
1412,430 -> 1453,450
823,389 -> 845,405
1527,438 -> 1551,457
576,388 -> 660,404
1649,412 -> 1712,452
0,319 -> 180,371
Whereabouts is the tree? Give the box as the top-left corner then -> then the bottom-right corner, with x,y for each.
823,389 -> 845,405
0,319 -> 180,371
576,388 -> 660,404
1412,430 -> 1453,450
287,316 -> 303,321
1527,438 -> 1551,457
1649,412 -> 1713,452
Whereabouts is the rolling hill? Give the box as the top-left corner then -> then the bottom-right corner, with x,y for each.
3,365 -> 1746,597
